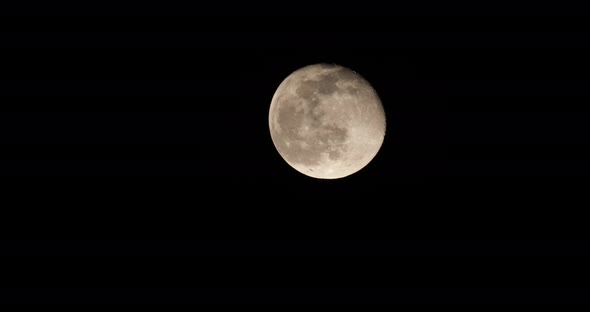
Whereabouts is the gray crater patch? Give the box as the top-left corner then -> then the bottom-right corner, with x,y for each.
296,73 -> 340,97
295,79 -> 317,99
335,67 -> 360,82
316,74 -> 340,95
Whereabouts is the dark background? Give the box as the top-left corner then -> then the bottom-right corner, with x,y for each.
1,4 -> 589,304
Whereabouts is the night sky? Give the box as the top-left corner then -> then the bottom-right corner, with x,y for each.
1,7 -> 589,304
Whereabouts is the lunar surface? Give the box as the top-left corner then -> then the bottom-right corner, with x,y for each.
269,63 -> 386,179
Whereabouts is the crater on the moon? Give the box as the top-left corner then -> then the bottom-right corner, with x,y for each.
269,63 -> 386,179
274,96 -> 349,167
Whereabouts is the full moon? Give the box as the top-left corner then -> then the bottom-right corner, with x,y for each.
269,63 -> 386,179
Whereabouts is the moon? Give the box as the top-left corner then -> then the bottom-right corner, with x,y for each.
269,63 -> 386,179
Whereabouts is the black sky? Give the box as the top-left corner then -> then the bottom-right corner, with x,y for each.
1,8 -> 589,304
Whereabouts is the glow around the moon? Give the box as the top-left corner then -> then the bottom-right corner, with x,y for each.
269,63 -> 386,179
